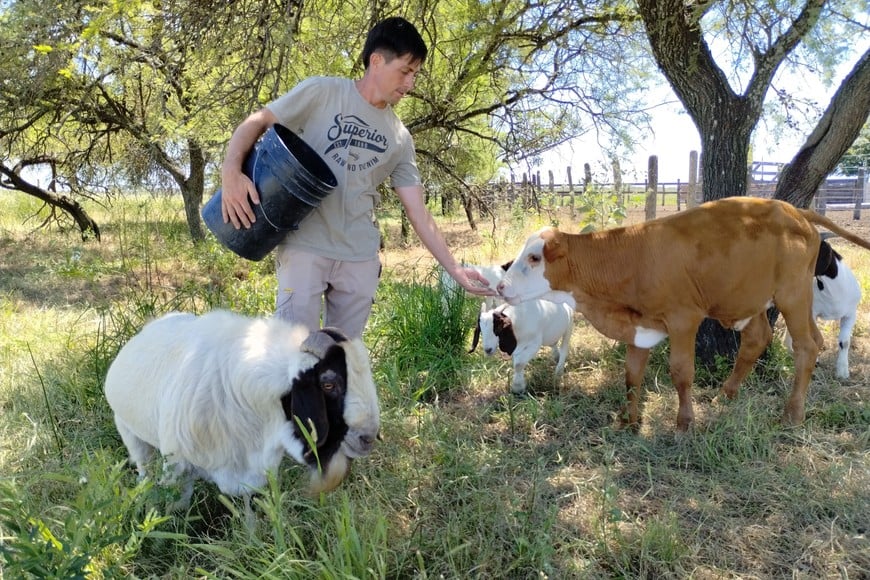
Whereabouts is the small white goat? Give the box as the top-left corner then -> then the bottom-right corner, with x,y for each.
439,262 -> 510,312
469,300 -> 574,394
104,310 -> 380,509
785,239 -> 861,379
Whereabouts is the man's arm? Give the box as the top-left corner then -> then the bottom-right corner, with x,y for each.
395,184 -> 498,297
220,108 -> 279,229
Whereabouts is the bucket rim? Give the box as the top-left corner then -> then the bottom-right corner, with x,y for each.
269,123 -> 339,190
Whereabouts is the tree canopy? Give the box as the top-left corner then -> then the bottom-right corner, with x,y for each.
1,0 -> 867,239
637,0 -> 869,206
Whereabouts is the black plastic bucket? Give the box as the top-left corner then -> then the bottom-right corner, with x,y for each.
202,124 -> 338,261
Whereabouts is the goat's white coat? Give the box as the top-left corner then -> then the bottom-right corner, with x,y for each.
104,310 -> 380,506
476,300 -> 574,394
785,248 -> 861,379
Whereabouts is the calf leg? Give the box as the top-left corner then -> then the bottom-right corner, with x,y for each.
511,361 -> 528,394
161,459 -> 194,512
667,330 -> 698,431
721,313 -> 772,399
621,345 -> 651,429
780,308 -> 821,425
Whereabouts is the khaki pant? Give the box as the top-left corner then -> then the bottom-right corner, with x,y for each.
275,246 -> 381,339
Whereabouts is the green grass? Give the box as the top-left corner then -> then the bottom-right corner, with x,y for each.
0,193 -> 868,578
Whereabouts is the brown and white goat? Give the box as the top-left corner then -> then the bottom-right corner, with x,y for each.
497,197 -> 870,431
469,300 -> 574,394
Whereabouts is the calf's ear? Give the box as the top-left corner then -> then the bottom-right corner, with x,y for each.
542,235 -> 565,263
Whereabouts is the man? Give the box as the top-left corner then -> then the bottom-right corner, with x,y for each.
220,16 -> 495,338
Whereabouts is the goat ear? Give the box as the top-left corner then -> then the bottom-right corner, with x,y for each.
302,329 -> 339,359
495,312 -> 513,336
286,371 -> 330,451
469,319 -> 481,353
493,314 -> 517,355
815,241 -> 839,278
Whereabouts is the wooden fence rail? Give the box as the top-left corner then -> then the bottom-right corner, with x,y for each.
481,173 -> 868,216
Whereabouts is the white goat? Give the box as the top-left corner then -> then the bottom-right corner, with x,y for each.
439,262 -> 510,312
469,300 -> 574,394
785,239 -> 862,379
104,310 -> 380,509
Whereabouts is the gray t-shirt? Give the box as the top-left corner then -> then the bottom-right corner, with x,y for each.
266,77 -> 421,261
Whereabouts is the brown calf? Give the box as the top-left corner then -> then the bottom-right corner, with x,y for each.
497,197 -> 870,431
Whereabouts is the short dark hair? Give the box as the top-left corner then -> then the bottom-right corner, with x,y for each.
361,17 -> 428,69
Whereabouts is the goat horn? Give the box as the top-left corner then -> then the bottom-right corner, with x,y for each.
301,327 -> 347,359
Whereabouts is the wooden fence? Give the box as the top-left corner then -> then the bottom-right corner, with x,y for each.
484,168 -> 868,216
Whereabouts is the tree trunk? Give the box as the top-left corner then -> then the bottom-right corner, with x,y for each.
179,139 -> 206,242
636,0 -> 827,369
697,109 -> 754,199
180,183 -> 205,242
461,191 -> 477,231
775,48 -> 870,208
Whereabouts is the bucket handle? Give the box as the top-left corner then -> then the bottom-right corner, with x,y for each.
250,142 -> 293,232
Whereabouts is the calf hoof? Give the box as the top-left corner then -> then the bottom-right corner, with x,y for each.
782,405 -> 806,426
675,413 -> 694,432
720,382 -> 739,400
616,407 -> 640,432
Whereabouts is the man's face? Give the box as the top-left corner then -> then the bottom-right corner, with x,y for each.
371,52 -> 422,106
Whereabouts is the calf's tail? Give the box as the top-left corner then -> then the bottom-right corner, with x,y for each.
801,210 -> 870,251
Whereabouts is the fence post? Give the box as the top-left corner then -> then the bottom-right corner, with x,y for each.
854,169 -> 865,220
816,188 -> 827,216
645,155 -> 658,220
612,158 -> 623,210
688,151 -> 699,208
548,170 -> 555,209
677,179 -> 682,211
584,163 -> 592,195
521,172 -> 528,207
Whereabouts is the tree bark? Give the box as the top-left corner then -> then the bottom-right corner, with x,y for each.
180,139 -> 206,242
775,48 -> 870,208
